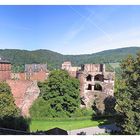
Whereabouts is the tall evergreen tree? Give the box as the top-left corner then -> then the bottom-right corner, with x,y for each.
115,53 -> 140,134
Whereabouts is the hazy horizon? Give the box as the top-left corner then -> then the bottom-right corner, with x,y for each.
0,46 -> 140,56
0,5 -> 140,54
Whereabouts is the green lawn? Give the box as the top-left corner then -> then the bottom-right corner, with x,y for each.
30,118 -> 109,132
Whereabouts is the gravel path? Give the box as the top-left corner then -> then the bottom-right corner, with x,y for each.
68,124 -> 120,135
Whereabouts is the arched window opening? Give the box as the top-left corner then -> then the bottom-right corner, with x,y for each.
86,74 -> 92,81
94,83 -> 102,91
94,74 -> 104,82
87,84 -> 92,90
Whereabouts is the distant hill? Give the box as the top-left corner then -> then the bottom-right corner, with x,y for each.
64,47 -> 140,66
0,47 -> 140,70
0,49 -> 64,69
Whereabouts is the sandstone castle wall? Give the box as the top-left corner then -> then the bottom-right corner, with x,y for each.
0,58 -> 115,116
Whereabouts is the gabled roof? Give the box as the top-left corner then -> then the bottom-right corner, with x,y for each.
25,64 -> 47,72
0,57 -> 11,64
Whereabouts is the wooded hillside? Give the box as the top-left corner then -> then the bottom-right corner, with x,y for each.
0,47 -> 140,70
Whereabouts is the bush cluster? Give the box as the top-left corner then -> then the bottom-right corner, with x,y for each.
30,97 -> 93,119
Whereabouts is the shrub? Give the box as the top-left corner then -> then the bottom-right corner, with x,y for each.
0,116 -> 31,132
71,108 -> 93,118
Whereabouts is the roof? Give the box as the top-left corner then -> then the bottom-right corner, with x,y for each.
0,57 -> 10,64
25,64 -> 47,72
45,127 -> 68,135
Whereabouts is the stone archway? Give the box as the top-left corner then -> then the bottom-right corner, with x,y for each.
86,74 -> 92,81
94,74 -> 104,82
94,83 -> 102,91
87,84 -> 92,90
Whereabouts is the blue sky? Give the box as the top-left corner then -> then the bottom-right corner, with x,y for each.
0,5 -> 140,54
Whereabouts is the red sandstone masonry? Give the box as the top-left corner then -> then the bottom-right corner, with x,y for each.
6,80 -> 40,116
29,71 -> 48,81
0,63 -> 11,81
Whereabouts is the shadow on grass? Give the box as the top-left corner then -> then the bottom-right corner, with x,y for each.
0,116 -> 31,135
91,114 -> 113,125
91,115 -> 121,134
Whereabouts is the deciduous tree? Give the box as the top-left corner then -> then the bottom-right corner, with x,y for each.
37,70 -> 80,117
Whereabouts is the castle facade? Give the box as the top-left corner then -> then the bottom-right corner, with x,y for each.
0,58 -> 11,81
0,58 -> 115,115
62,61 -> 115,107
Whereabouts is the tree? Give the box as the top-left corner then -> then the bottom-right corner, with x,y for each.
92,93 -> 106,116
0,82 -> 30,132
0,82 -> 11,95
115,53 -> 140,134
37,70 -> 80,118
105,63 -> 114,72
104,96 -> 116,115
30,97 -> 53,118
0,82 -> 19,118
0,94 -> 19,118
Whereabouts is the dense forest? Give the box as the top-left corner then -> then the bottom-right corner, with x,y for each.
0,47 -> 140,71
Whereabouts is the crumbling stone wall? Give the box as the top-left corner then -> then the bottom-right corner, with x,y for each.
0,61 -> 11,81
6,80 -> 40,116
62,62 -> 115,108
77,64 -> 115,108
61,61 -> 80,77
11,63 -> 49,81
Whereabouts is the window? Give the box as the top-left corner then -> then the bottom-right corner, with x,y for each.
87,84 -> 92,90
86,74 -> 92,81
94,83 -> 102,91
94,74 -> 104,82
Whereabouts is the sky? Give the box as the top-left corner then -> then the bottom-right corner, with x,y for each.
0,5 -> 140,54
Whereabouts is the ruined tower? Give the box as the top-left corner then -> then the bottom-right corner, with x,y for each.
77,64 -> 115,107
62,61 -> 115,108
61,61 -> 80,77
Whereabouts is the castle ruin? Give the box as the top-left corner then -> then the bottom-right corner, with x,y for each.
11,64 -> 49,81
0,57 -> 115,116
62,62 -> 115,108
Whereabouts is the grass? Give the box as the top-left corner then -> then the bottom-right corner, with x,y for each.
30,118 -> 109,132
